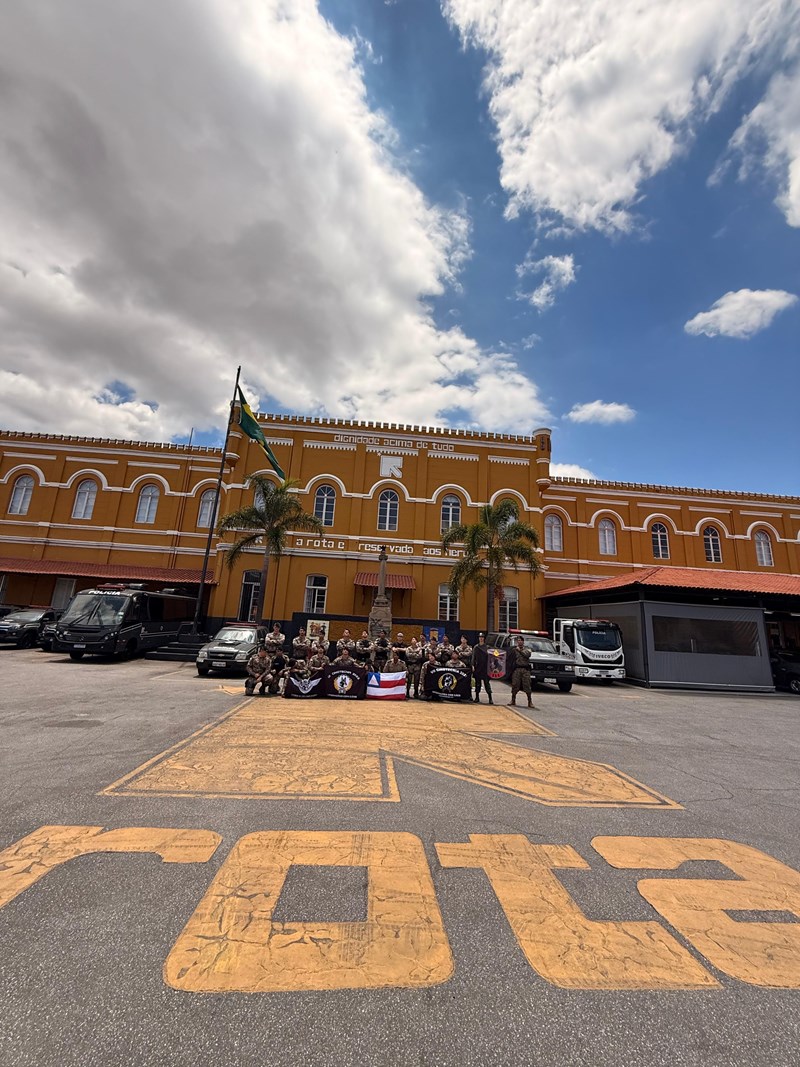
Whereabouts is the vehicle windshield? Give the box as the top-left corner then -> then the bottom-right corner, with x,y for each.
525,638 -> 558,654
213,628 -> 258,643
575,626 -> 622,651
3,610 -> 44,623
59,593 -> 129,627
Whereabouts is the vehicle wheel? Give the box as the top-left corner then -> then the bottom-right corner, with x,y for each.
197,666 -> 210,676
124,639 -> 138,659
69,651 -> 85,660
20,632 -> 37,649
790,677 -> 800,695
557,680 -> 573,693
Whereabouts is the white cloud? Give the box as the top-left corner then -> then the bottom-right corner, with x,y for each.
517,254 -> 576,310
0,0 -> 549,439
684,288 -> 798,338
727,56 -> 800,227
550,463 -> 597,480
443,0 -> 796,232
565,401 -> 636,424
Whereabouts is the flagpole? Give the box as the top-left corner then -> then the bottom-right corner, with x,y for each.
191,365 -> 241,635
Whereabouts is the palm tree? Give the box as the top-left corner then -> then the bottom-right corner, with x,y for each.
217,474 -> 323,623
442,498 -> 541,633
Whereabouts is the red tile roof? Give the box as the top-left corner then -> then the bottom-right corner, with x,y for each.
0,556 -> 215,585
547,566 -> 800,598
353,571 -> 416,590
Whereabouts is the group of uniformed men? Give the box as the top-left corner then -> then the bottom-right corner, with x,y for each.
245,624 -> 535,706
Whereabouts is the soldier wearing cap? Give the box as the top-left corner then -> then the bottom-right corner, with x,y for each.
373,630 -> 390,670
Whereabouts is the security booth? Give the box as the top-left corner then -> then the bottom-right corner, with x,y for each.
543,567 -> 800,692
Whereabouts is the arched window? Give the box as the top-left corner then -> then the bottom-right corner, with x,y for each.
598,518 -> 617,556
71,479 -> 97,520
377,489 -> 399,531
197,489 -> 217,528
135,484 -> 160,524
703,526 -> 722,563
544,513 -> 563,551
651,522 -> 670,560
8,474 -> 34,516
314,485 -> 336,527
755,530 -> 774,567
438,583 -> 459,622
440,494 -> 461,533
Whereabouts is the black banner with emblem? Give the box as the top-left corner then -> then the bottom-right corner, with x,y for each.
283,670 -> 324,698
324,665 -> 368,699
423,665 -> 472,701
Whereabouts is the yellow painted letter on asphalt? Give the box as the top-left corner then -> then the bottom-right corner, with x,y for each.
436,834 -> 718,990
165,830 -> 453,992
593,837 -> 800,988
0,825 -> 222,912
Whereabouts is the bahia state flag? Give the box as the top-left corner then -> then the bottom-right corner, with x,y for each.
236,386 -> 286,480
367,671 -> 407,700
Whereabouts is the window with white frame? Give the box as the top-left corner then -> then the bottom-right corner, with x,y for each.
544,513 -> 563,551
135,484 -> 160,524
304,574 -> 328,614
755,530 -> 774,567
314,484 -> 336,527
438,583 -> 459,622
197,489 -> 217,528
440,494 -> 461,533
8,474 -> 34,516
651,522 -> 670,559
378,489 -> 399,531
72,479 -> 97,520
598,518 -> 617,556
498,587 -> 519,630
703,526 -> 722,563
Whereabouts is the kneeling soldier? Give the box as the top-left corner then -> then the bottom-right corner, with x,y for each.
245,648 -> 272,696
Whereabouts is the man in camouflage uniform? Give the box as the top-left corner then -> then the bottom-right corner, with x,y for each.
456,635 -> 473,670
419,652 -> 439,701
308,645 -> 330,670
404,636 -> 425,698
331,646 -> 357,669
292,627 -> 312,662
355,630 -> 374,666
245,647 -> 273,696
424,636 -> 440,663
265,624 -> 286,654
509,636 -> 533,707
336,628 -> 356,658
438,635 -> 455,665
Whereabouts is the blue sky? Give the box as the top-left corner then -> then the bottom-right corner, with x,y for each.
0,0 -> 798,494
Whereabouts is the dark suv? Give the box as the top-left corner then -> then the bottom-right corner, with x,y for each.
196,623 -> 267,676
487,630 -> 575,692
0,608 -> 61,649
770,650 -> 800,695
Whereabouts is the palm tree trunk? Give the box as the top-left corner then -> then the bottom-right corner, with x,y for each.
254,550 -> 271,623
486,581 -> 494,634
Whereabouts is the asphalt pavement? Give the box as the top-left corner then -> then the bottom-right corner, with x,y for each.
1,647 -> 799,1067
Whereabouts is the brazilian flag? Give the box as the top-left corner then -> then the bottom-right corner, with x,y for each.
236,387 -> 286,480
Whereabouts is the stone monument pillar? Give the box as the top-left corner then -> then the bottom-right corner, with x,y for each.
368,546 -> 393,639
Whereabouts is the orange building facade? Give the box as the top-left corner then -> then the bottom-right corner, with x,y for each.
1,416 -> 799,642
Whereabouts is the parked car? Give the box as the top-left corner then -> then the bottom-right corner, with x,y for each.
196,623 -> 267,676
487,629 -> 576,692
770,650 -> 800,695
39,615 -> 61,651
0,604 -> 25,619
0,608 -> 61,649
